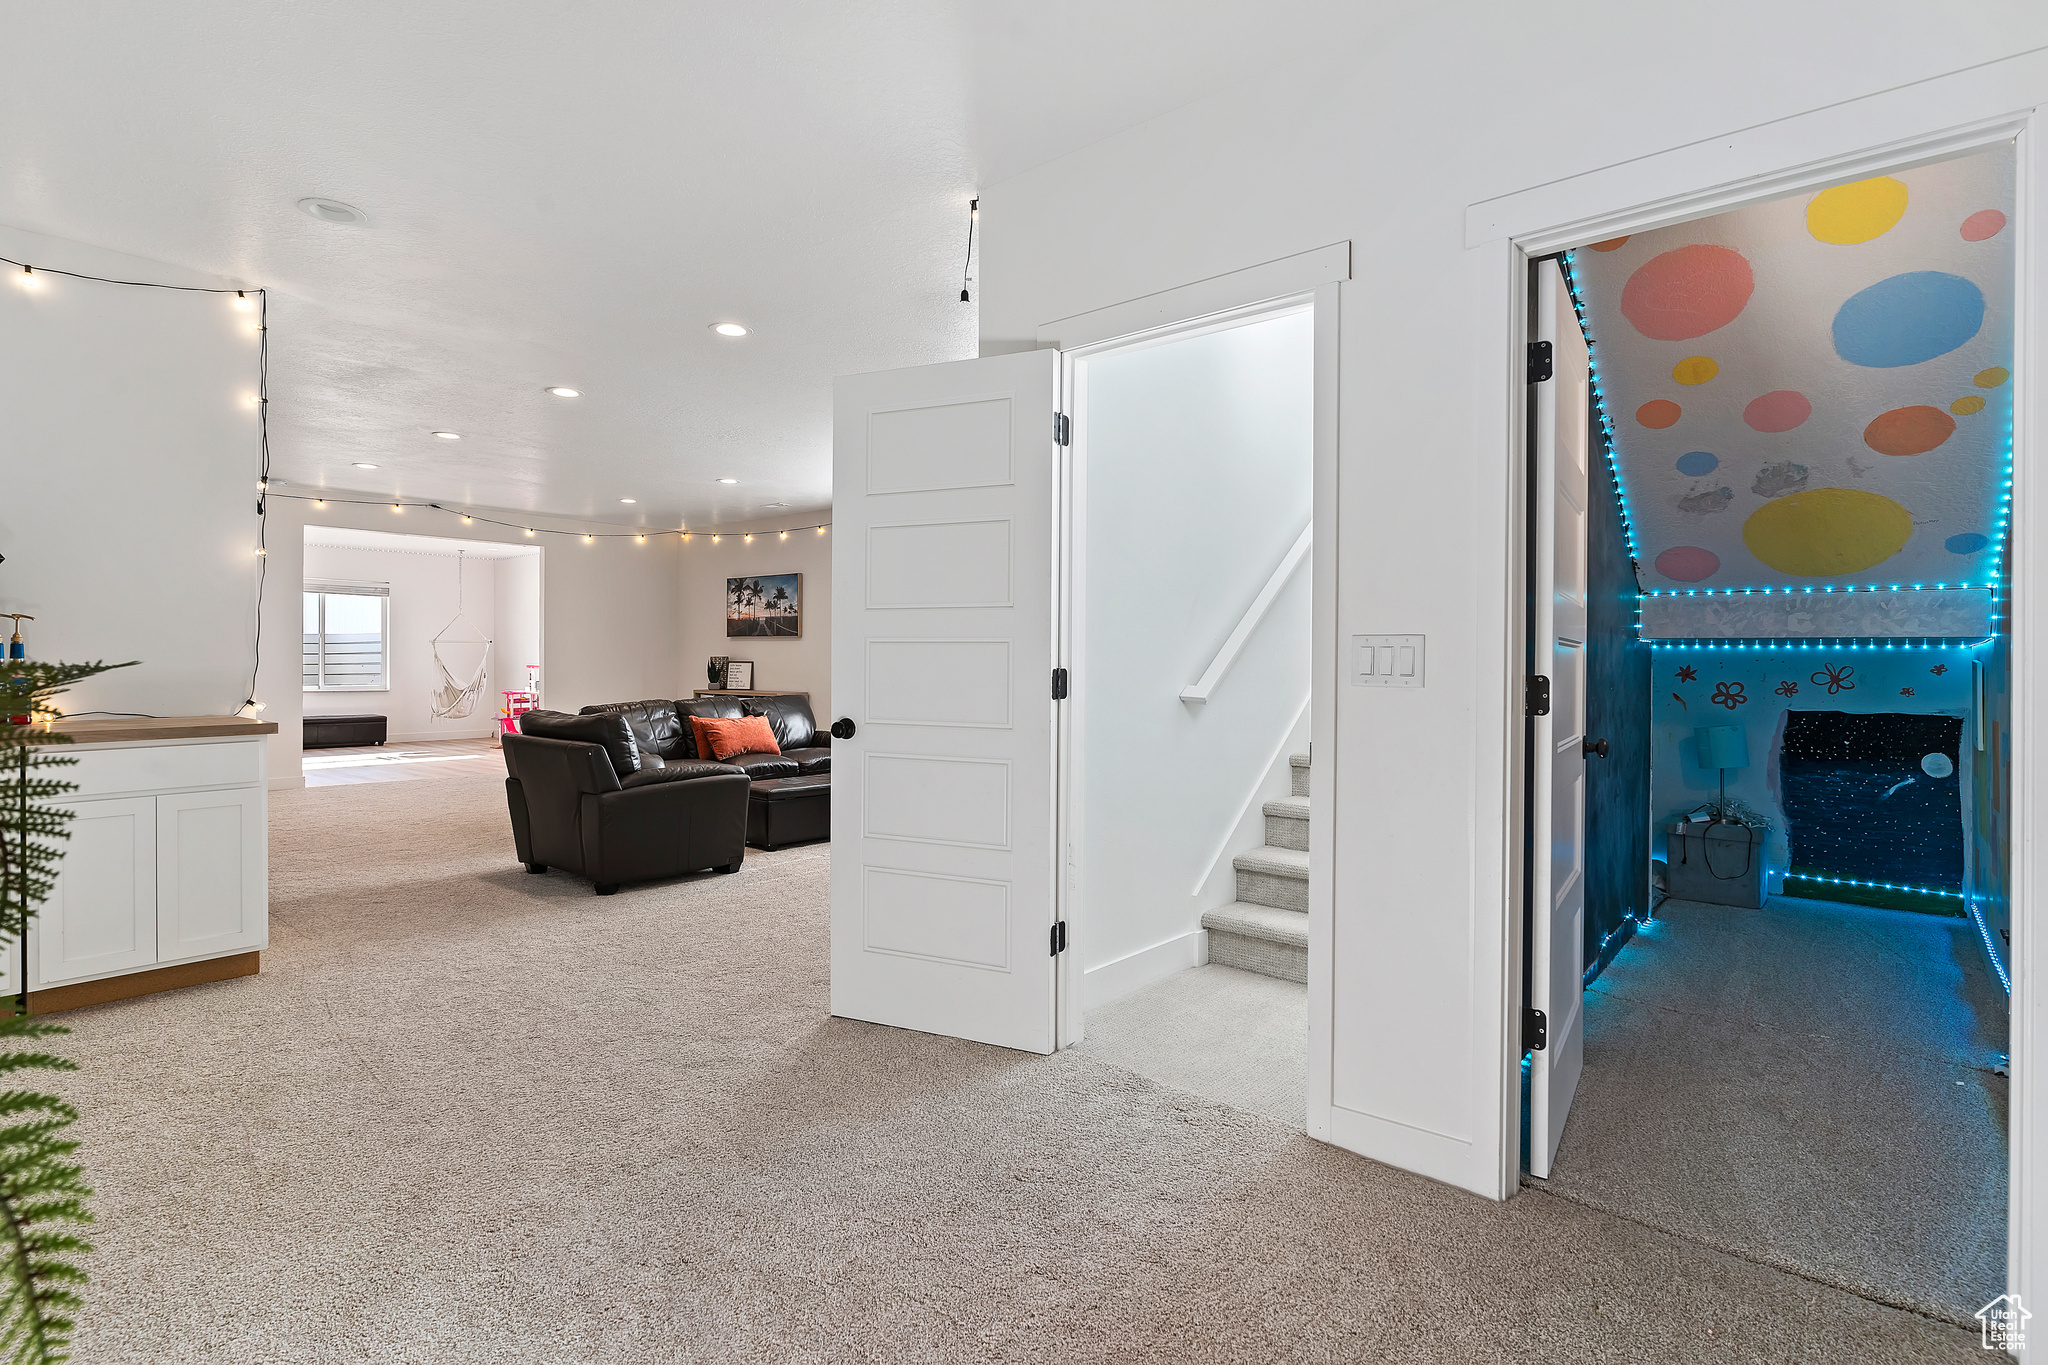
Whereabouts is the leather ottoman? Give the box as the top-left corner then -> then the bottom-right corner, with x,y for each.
747,773 -> 831,850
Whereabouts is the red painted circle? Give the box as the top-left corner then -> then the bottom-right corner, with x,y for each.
1744,389 -> 1813,433
1863,404 -> 1957,457
1620,244 -> 1755,340
1655,546 -> 1720,582
1961,209 -> 2007,242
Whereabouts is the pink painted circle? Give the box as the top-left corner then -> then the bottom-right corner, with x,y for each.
1961,209 -> 2008,242
1655,546 -> 1720,582
1744,389 -> 1813,433
1620,244 -> 1755,340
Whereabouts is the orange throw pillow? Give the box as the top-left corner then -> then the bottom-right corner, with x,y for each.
695,714 -> 780,761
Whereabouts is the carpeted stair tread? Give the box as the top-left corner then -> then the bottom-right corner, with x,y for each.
1233,846 -> 1309,880
1202,901 -> 1309,948
1262,795 -> 1310,820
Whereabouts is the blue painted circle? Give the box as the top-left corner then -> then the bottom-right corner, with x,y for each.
1832,272 -> 1985,368
1675,450 -> 1719,476
1945,532 -> 1989,554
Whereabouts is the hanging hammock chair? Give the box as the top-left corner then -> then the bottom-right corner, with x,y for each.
430,550 -> 493,720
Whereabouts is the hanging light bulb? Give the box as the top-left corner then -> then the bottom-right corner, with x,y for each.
254,547 -> 267,556
391,503 -> 402,513
232,290 -> 253,312
462,515 -> 473,524
635,534 -> 646,544
712,535 -> 721,544
313,499 -> 326,509
779,531 -> 788,540
583,534 -> 594,544
744,533 -> 753,543
816,525 -> 826,534
17,265 -> 36,289
524,528 -> 535,537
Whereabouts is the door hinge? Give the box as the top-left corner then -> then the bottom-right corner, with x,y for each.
1052,667 -> 1068,700
1523,1006 -> 1548,1052
1527,340 -> 1553,384
1526,675 -> 1551,717
1053,412 -> 1071,446
1050,920 -> 1067,956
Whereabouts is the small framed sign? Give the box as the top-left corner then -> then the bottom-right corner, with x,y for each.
724,659 -> 755,690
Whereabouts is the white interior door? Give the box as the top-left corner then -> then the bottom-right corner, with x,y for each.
830,349 -> 1062,1054
1529,261 -> 1590,1178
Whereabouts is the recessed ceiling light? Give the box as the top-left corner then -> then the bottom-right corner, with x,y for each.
717,477 -> 739,484
546,387 -> 581,398
619,498 -> 637,504
297,197 -> 367,226
352,462 -> 379,469
432,431 -> 461,440
711,323 -> 749,338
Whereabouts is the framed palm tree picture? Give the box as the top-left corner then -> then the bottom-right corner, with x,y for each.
727,573 -> 802,637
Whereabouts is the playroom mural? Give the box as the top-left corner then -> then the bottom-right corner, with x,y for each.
1568,147 -> 2014,609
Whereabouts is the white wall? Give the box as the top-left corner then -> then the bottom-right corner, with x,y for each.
677,515 -> 833,718
1074,310 -> 1313,1008
302,537 -> 543,742
260,496 -> 682,783
976,15 -> 2048,1198
0,224 -> 259,718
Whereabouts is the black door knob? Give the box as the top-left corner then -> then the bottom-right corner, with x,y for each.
1584,737 -> 1610,759
831,717 -> 856,740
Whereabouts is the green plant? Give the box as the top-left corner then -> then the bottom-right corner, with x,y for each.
0,659 -> 136,1363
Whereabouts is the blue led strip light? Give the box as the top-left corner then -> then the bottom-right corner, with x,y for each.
1642,583 -> 1984,595
1558,252 -> 1642,577
1785,872 -> 1963,900
1580,911 -> 1651,989
1648,637 -> 1990,651
1968,898 -> 2013,995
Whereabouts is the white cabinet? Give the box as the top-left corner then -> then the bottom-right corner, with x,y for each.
156,788 -> 266,961
33,732 -> 270,995
39,796 -> 159,985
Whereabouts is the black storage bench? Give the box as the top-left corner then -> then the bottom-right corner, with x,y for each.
747,773 -> 831,850
304,714 -> 388,749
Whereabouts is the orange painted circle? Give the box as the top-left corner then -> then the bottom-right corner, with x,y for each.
1862,404 -> 1956,457
1636,399 -> 1682,429
1589,236 -> 1630,252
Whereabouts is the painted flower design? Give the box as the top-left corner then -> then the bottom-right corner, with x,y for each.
1710,681 -> 1747,710
1813,663 -> 1856,695
1675,666 -> 1697,682
1930,664 -> 1949,676
1774,680 -> 1798,697
1900,686 -> 1915,697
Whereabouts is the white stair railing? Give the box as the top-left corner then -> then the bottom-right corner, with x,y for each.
1179,522 -> 1311,704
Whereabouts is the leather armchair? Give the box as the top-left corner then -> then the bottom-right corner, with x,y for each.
503,716 -> 751,894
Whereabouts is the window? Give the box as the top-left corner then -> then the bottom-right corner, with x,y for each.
303,583 -> 389,690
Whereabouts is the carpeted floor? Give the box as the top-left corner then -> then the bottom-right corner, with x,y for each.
1078,964 -> 1307,1127
54,775 -> 1987,1362
1537,895 -> 2008,1328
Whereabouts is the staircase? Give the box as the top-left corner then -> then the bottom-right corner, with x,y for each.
1200,753 -> 1310,984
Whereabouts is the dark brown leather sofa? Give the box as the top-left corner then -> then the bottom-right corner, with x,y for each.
581,694 -> 832,852
502,709 -> 751,894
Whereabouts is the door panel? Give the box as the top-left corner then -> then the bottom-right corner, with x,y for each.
1529,261 -> 1592,1179
38,796 -> 157,987
157,787 -> 267,961
831,350 -> 1061,1054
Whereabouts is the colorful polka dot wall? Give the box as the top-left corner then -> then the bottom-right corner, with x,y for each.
1567,147 -> 2013,593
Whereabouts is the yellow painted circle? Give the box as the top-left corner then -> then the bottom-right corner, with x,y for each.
1742,487 -> 1912,576
1671,355 -> 1719,385
1806,176 -> 1910,245
1976,366 -> 2011,388
1952,395 -> 1987,415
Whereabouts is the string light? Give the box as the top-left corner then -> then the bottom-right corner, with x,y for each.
266,493 -> 829,545
583,534 -> 594,544
232,290 -> 252,312
391,503 -> 401,513
17,265 -> 35,289
960,197 -> 978,303
635,535 -> 646,544
1785,872 -> 1963,900
744,533 -> 753,543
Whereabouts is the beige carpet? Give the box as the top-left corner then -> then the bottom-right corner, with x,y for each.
52,774 -> 1985,1362
1537,895 -> 2008,1327
1079,964 -> 1307,1127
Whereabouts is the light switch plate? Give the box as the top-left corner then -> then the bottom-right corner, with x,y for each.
1352,634 -> 1425,688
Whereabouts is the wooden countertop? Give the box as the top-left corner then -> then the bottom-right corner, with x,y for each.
31,716 -> 280,745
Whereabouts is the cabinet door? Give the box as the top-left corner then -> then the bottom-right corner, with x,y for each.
156,788 -> 267,961
37,796 -> 159,987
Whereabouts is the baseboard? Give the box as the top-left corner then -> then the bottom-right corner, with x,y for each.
1082,928 -> 1209,1012
28,951 -> 260,1014
386,730 -> 495,743
269,776 -> 307,790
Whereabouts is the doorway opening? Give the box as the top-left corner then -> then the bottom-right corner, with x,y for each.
1519,144 -> 2013,1324
301,526 -> 543,786
1059,300 -> 1317,1128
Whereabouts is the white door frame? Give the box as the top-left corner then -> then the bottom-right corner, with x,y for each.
1475,98 -> 2041,1308
1038,244 -> 1347,1140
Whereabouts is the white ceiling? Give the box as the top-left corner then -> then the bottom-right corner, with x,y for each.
0,1 -> 1361,530
304,526 -> 540,560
